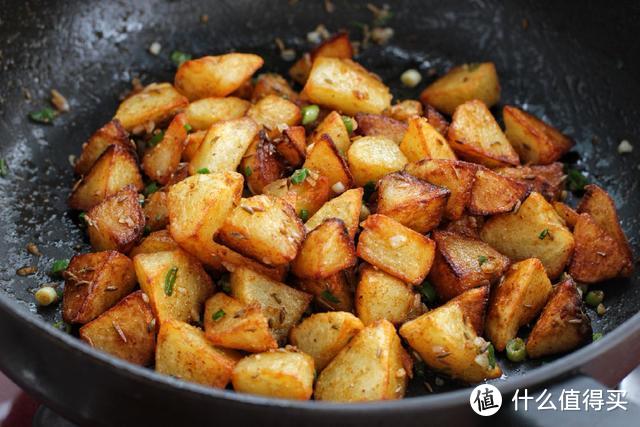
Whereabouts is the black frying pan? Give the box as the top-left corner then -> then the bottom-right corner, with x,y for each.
1,0 -> 639,425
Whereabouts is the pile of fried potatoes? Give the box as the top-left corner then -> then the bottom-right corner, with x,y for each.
64,32 -> 633,402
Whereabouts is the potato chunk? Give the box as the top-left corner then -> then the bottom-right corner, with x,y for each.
142,113 -> 189,184
74,119 -> 133,176
388,99 -> 423,121
129,230 -> 179,257
182,130 -> 206,162
85,187 -> 145,253
203,293 -> 277,353
290,312 -> 363,371
302,57 -> 392,115
218,195 -> 305,266
448,100 -> 519,167
142,189 -> 168,232
375,172 -> 449,233
310,111 -> 352,154
184,97 -> 250,130
114,83 -> 188,132
247,94 -> 301,138
552,201 -> 579,230
275,126 -> 306,168
423,103 -> 450,136
156,320 -> 236,388
429,231 -> 510,301
480,192 -> 575,279
526,278 -> 592,359
133,249 -> 214,324
357,214 -> 435,285
174,53 -> 264,100
252,73 -> 300,103
262,174 -> 331,218
315,320 -> 408,402
496,162 -> 565,201
304,188 -> 363,239
232,349 -> 315,400
399,116 -> 456,162
503,105 -> 574,165
79,290 -> 156,366
297,272 -> 354,312
303,134 -> 353,193
468,167 -> 528,215
347,136 -> 408,187
419,62 -> 500,115
400,287 -> 501,383
485,258 -> 552,351
63,251 -> 137,324
355,113 -> 407,145
289,32 -> 353,85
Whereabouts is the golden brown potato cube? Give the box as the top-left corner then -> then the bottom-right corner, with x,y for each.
304,188 -> 362,239
503,105 -> 574,165
74,119 -> 134,176
552,201 -> 579,230
85,187 -> 144,253
375,172 -> 449,233
142,113 -> 189,185
289,312 -> 364,371
230,267 -> 312,341
289,32 -> 353,85
289,53 -> 313,86
174,53 -> 264,100
297,271 -> 354,312
468,167 -> 528,215
485,258 -> 553,351
63,251 -> 137,324
303,134 -> 353,193
292,218 -> 356,280
217,195 -> 305,266
429,231 -> 510,301
232,349 -> 315,400
347,136 -> 408,187
156,320 -> 236,388
129,230 -> 179,257
399,116 -> 456,162
262,174 -> 331,218
310,111 -> 352,154
79,290 -> 156,366
302,57 -> 392,115
203,293 -> 277,353
214,244 -> 288,282
188,117 -> 260,176
69,145 -> 144,211
166,162 -> 191,186
247,94 -> 301,138
419,62 -> 500,115
526,278 -> 592,359
357,214 -> 435,285
355,113 -> 407,145
404,159 -> 478,221
142,190 -> 168,232
114,83 -> 188,132
252,73 -> 299,102
448,100 -> 519,167
315,319 -> 409,402
495,162 -> 565,201
356,264 -> 421,326
184,97 -> 250,131
275,126 -> 307,168
240,133 -> 287,194
480,192 -> 575,279
181,130 -> 206,162
388,100 -> 423,122
399,287 -> 501,383
424,103 -> 450,136
444,215 -> 485,239
133,249 -> 214,324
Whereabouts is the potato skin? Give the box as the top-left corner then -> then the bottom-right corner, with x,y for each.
355,113 -> 408,145
347,136 -> 408,187
495,163 -> 565,202
114,83 -> 188,132
74,119 -> 133,176
399,116 -> 456,162
241,131 -> 287,195
142,189 -> 169,233
468,167 -> 528,216
129,230 -> 179,257
304,188 -> 363,239
303,134 -> 353,194
297,271 -> 354,312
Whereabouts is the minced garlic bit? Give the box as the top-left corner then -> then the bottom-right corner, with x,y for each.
35,286 -> 59,306
400,69 -> 422,88
274,38 -> 296,62
371,27 -> 394,45
389,234 -> 407,248
50,89 -> 70,112
26,242 -> 42,256
17,266 -> 37,276
618,139 -> 633,154
331,181 -> 346,194
307,24 -> 331,44
149,41 -> 162,55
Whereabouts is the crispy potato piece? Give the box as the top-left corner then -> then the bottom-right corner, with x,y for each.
375,172 -> 449,233
356,264 -> 421,325
174,53 -> 264,100
188,117 -> 260,175
310,111 -> 351,154
387,100 -> 423,121
263,174 -> 331,218
404,159 -> 477,221
419,63 -> 500,115
185,97 -> 250,131
241,132 -> 287,194
468,167 -> 528,215
252,73 -> 299,102
355,113 -> 407,145
526,278 -> 592,359
182,130 -> 206,162
292,218 -> 356,280
232,349 -> 315,400
85,187 -> 145,253
231,78 -> 254,100
448,100 -> 519,167
315,320 -> 408,402
303,134 -> 353,192
480,192 -> 575,279
79,291 -> 156,365
133,249 -> 214,324
129,230 -> 179,257
495,162 -> 565,201
289,32 -> 354,85
165,162 -> 190,186
552,201 -> 579,230
142,113 -> 188,185
424,103 -> 450,136
399,116 -> 456,162
347,136 -> 408,187
69,145 -> 144,211
503,106 -> 574,165
444,215 -> 484,239
290,312 -> 364,371
304,188 -> 362,239
230,267 -> 312,341
297,271 -> 354,312
114,83 -> 188,132
156,320 -> 236,387
75,120 -> 134,176
429,231 -> 510,301
142,190 -> 168,232
247,94 -> 301,138
289,53 -> 313,86
275,126 -> 306,168
218,195 -> 305,266
213,244 -> 288,282
485,258 -> 552,351
357,214 -> 435,285
63,251 -> 137,324
302,57 -> 392,115
203,293 -> 277,353
400,287 -> 501,383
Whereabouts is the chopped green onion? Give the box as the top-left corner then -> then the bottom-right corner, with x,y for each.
592,332 -> 603,341
585,290 -> 604,307
321,290 -> 340,304
144,182 -> 159,197
29,107 -> 57,124
51,259 -> 69,276
341,116 -> 354,134
486,343 -> 496,369
184,123 -> 193,133
212,309 -> 226,321
299,209 -> 309,222
52,321 -> 72,333
78,212 -> 86,222
565,167 -> 588,192
290,168 -> 309,184
244,166 -> 252,177
147,131 -> 164,147
196,167 -> 210,174
478,255 -> 488,266
301,105 -> 320,125
506,338 -> 526,362
419,280 -> 437,304
170,50 -> 192,67
538,228 -> 550,240
164,266 -> 178,296
0,158 -> 8,177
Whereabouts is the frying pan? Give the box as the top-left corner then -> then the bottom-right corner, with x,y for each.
0,0 -> 639,425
